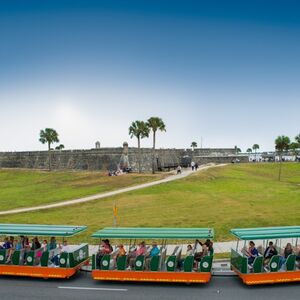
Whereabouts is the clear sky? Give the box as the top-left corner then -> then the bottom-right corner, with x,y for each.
0,0 -> 299,152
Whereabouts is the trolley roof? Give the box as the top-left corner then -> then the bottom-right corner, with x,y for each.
92,227 -> 214,239
0,224 -> 87,237
230,226 -> 300,240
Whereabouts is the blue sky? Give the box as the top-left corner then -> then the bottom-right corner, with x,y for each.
0,0 -> 299,151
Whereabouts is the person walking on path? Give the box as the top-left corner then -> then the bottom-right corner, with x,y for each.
191,161 -> 195,171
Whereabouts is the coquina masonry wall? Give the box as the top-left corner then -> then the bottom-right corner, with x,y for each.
0,147 -> 248,172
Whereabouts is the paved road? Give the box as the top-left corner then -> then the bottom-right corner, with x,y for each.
1,271 -> 299,300
0,164 -> 226,216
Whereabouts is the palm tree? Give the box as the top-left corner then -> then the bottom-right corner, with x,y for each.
289,142 -> 299,160
252,144 -> 259,161
129,121 -> 150,173
39,128 -> 59,170
275,135 -> 290,181
147,117 -> 166,174
191,142 -> 197,151
295,134 -> 300,144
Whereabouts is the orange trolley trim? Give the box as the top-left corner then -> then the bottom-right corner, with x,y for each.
92,270 -> 211,283
232,266 -> 300,285
0,258 -> 89,279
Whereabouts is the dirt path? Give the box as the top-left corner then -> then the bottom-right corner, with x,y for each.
0,164 -> 227,215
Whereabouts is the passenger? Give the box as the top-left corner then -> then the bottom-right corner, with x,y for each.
96,239 -> 113,269
245,241 -> 259,265
15,239 -> 23,251
51,240 -> 70,266
128,241 -> 146,269
61,240 -> 70,253
112,244 -> 126,268
194,243 -> 208,263
3,237 -> 11,249
6,239 -> 17,264
23,237 -> 30,262
279,243 -> 294,268
31,237 -> 41,250
177,244 -> 193,270
41,240 -> 48,252
117,244 -> 126,258
145,242 -> 160,270
49,237 -> 57,250
204,239 -> 214,256
296,246 -> 300,267
263,241 -> 278,265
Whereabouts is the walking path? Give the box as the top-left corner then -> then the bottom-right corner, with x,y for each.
0,163 -> 227,216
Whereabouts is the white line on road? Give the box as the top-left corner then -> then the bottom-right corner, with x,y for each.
58,286 -> 128,292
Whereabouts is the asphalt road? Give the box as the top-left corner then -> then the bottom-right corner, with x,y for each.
1,272 -> 299,300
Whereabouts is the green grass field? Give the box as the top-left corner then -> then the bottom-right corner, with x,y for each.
0,169 -> 165,210
1,163 -> 299,242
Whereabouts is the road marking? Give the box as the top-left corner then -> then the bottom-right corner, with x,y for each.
58,286 -> 128,292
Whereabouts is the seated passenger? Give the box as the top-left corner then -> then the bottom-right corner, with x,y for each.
117,244 -> 126,258
49,237 -> 57,250
61,240 -> 70,253
51,240 -> 70,266
245,241 -> 259,265
96,239 -> 113,268
279,242 -> 294,268
6,240 -> 17,264
177,244 -> 193,270
194,241 -> 209,262
127,241 -> 146,270
3,237 -> 11,249
263,241 -> 278,265
31,237 -> 41,250
145,242 -> 160,270
41,240 -> 48,252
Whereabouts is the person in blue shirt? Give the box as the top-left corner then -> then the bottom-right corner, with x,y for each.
245,241 -> 259,265
149,242 -> 160,257
3,237 -> 12,249
145,242 -> 160,270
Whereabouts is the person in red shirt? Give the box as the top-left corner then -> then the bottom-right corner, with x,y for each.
96,239 -> 113,269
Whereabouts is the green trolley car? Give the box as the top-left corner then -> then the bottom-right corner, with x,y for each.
0,224 -> 89,279
91,227 -> 214,284
230,226 -> 300,285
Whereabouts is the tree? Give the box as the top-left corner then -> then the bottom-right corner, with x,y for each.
252,144 -> 259,161
275,135 -> 290,181
55,144 -> 65,151
39,128 -> 59,170
295,134 -> 300,144
129,121 -> 150,173
246,148 -> 252,154
191,142 -> 197,151
289,142 -> 299,159
147,117 -> 166,174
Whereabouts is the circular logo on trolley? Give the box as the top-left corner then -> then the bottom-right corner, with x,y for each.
202,262 -> 209,268
60,258 -> 66,265
79,250 -> 84,260
135,261 -> 142,267
27,256 -> 33,263
0,255 -> 4,261
271,262 -> 277,269
102,260 -> 109,267
167,261 -> 174,268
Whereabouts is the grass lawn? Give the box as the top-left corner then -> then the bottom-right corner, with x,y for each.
0,169 -> 165,210
1,163 -> 299,242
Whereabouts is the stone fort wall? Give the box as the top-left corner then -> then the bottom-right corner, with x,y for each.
0,147 -> 248,172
